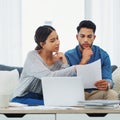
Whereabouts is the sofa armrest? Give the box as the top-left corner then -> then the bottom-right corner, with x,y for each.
112,65 -> 118,73
0,64 -> 23,77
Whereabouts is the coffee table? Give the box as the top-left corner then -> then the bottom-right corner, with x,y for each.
0,106 -> 120,120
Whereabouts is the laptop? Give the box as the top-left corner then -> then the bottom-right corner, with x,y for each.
41,77 -> 85,106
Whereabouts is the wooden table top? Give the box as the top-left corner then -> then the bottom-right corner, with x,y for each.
0,106 -> 120,114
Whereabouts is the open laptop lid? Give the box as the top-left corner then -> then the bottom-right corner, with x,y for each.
41,77 -> 85,106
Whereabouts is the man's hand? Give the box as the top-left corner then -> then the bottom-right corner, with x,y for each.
94,80 -> 111,90
80,47 -> 93,64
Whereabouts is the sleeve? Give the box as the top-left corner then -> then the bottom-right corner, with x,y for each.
23,52 -> 77,79
101,52 -> 114,87
65,52 -> 72,65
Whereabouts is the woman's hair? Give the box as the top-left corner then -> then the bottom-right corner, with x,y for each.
34,25 -> 55,50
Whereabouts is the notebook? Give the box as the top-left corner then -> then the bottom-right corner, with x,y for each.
41,77 -> 85,106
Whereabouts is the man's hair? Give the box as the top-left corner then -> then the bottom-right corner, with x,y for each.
76,20 -> 96,33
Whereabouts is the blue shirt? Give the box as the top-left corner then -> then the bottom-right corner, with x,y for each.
65,45 -> 113,91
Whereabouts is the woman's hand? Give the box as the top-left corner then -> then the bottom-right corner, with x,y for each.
53,52 -> 68,64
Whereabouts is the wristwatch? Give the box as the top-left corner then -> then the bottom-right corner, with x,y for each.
107,82 -> 111,90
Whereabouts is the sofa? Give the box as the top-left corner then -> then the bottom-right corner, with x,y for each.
0,64 -> 23,77
0,64 -> 119,97
112,65 -> 120,97
0,64 -> 118,77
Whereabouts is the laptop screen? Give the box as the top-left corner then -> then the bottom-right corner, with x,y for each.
41,77 -> 85,106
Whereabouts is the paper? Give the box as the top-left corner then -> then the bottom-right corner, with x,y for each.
77,59 -> 102,88
78,100 -> 120,109
84,104 -> 119,109
23,105 -> 81,110
78,100 -> 120,106
9,102 -> 28,107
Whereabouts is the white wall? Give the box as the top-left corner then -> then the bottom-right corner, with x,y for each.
21,0 -> 84,65
85,0 -> 120,66
1,0 -> 120,66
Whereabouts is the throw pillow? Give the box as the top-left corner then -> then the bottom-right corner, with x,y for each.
112,67 -> 120,94
0,69 -> 19,95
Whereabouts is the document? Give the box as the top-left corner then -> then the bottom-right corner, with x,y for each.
78,100 -> 120,109
77,59 -> 102,89
78,100 -> 120,106
23,106 -> 81,110
9,102 -> 28,107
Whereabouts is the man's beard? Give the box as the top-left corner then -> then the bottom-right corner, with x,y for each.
79,43 -> 93,51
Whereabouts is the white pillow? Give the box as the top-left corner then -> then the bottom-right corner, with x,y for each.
0,69 -> 19,95
112,67 -> 120,94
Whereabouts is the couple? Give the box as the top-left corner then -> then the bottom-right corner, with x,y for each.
11,20 -> 118,106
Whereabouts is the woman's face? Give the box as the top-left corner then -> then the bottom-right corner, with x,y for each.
42,31 -> 60,53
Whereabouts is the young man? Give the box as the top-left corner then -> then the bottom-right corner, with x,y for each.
65,20 -> 118,100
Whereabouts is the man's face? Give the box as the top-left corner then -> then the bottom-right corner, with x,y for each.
76,28 -> 96,51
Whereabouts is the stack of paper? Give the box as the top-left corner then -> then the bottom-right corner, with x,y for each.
78,100 -> 120,109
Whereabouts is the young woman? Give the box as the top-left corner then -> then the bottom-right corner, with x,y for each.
11,25 -> 77,106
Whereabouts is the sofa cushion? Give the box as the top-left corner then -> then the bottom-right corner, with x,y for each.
112,67 -> 120,94
0,64 -> 23,77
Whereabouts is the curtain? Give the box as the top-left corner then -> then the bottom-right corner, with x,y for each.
0,0 -> 22,66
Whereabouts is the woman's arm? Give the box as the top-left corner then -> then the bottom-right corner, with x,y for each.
23,51 -> 76,79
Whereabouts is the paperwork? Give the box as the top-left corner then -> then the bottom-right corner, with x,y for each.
78,100 -> 120,109
9,102 -> 28,107
23,106 -> 81,110
77,59 -> 102,89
